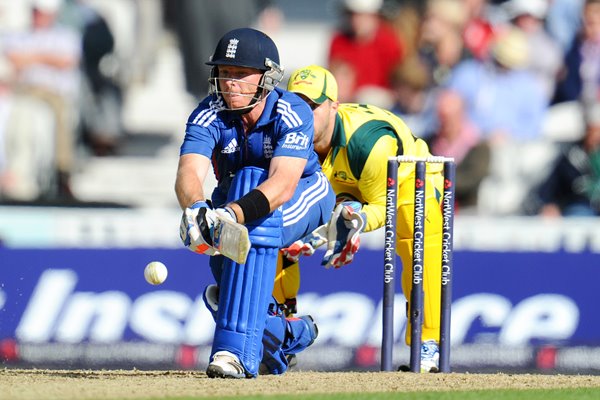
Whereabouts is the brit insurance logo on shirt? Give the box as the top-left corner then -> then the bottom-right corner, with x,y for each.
282,132 -> 309,151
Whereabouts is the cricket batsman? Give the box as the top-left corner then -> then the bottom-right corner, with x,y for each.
176,31 -> 335,378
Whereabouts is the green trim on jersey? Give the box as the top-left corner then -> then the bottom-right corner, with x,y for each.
331,113 -> 403,180
347,121 -> 400,179
330,114 -> 346,166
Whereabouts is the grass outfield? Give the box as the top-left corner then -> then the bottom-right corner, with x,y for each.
212,388 -> 600,400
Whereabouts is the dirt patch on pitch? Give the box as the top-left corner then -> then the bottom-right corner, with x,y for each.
2,369 -> 600,399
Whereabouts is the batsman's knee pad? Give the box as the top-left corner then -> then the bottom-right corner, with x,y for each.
261,307 -> 288,375
261,311 -> 319,374
284,315 -> 319,354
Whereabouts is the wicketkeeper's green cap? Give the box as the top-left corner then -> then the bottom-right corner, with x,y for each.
287,65 -> 338,104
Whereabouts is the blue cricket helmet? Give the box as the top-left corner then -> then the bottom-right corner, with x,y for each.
206,27 -> 284,111
206,27 -> 280,70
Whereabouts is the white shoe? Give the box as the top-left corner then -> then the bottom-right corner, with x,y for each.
420,340 -> 440,373
206,351 -> 247,379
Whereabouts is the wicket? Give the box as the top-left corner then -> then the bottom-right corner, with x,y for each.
382,156 -> 456,373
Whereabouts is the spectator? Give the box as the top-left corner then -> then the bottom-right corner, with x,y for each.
447,27 -> 547,143
386,0 -> 424,61
427,89 -> 490,212
545,0 -> 585,54
462,0 -> 497,61
327,0 -> 405,104
389,55 -> 439,140
534,101 -> 600,217
76,1 -> 123,156
419,0 -> 470,85
2,0 -> 81,201
0,56 -> 12,198
503,0 -> 563,102
554,0 -> 600,105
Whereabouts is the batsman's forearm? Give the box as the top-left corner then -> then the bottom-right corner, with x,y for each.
175,153 -> 211,209
175,170 -> 207,210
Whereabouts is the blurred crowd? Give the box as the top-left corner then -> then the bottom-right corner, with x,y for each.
328,0 -> 600,218
0,0 -> 277,204
0,0 -> 158,203
0,0 -> 599,218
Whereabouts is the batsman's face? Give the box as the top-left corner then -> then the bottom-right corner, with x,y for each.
217,66 -> 263,108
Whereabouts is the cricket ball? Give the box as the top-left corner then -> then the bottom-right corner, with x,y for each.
144,261 -> 168,285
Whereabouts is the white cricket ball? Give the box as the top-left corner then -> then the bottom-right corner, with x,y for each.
144,261 -> 168,285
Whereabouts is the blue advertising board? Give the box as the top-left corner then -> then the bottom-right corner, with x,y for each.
0,247 -> 598,372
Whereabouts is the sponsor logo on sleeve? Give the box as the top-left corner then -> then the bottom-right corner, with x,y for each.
282,132 -> 309,150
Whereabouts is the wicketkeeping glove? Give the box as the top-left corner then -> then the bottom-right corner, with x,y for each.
281,224 -> 328,262
321,201 -> 366,269
180,200 -> 221,255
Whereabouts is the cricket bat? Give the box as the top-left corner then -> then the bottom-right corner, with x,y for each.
212,214 -> 251,264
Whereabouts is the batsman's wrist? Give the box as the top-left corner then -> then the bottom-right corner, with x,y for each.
233,189 -> 271,224
190,200 -> 211,209
223,206 -> 238,222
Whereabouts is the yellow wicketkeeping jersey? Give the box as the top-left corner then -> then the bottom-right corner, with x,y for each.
321,103 -> 441,232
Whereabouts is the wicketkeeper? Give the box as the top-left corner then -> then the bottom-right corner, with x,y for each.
176,30 -> 335,378
279,65 -> 445,372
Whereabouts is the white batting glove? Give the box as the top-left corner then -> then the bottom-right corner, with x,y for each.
180,201 -> 220,256
321,201 -> 366,269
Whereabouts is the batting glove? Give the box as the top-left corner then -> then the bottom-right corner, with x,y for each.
180,200 -> 220,255
322,201 -> 366,269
